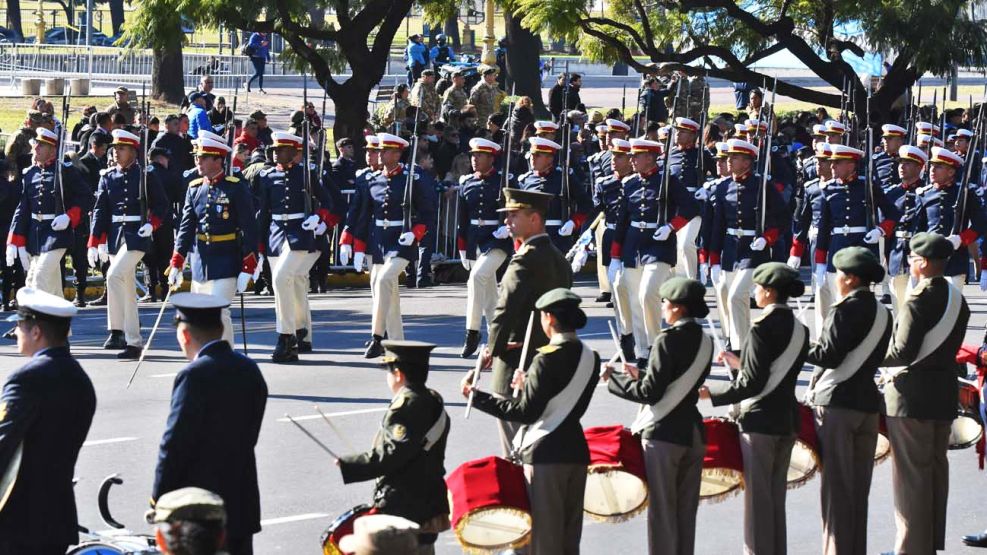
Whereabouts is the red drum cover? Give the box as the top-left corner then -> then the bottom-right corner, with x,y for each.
583,425 -> 648,522
788,403 -> 821,488
446,456 -> 531,551
585,425 -> 647,481
700,418 -> 744,503
320,505 -> 373,555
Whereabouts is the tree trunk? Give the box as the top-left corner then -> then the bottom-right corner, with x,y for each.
331,80 -> 372,163
6,0 -> 22,39
152,40 -> 185,103
444,15 -> 460,49
109,0 -> 124,35
505,11 -> 549,118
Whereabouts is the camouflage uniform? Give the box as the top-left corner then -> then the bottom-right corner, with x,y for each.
468,81 -> 506,126
410,80 -> 441,121
441,85 -> 469,122
373,98 -> 410,130
5,126 -> 36,174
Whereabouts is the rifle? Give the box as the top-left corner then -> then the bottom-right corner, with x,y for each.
697,78 -> 709,181
954,94 -> 987,234
659,76 -> 683,226
502,82 -> 517,192
839,75 -> 848,126
634,84 -> 643,136
225,86 -> 238,173
403,85 -> 425,233
54,93 -> 69,214
139,82 -> 148,227
560,61 -> 571,223
864,86 -> 876,229
912,82 -> 923,143
302,73 -> 313,221
621,83 -> 627,119
758,81 -> 777,235
318,87 -> 328,172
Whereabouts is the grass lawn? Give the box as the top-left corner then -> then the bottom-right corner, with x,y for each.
0,95 -> 179,136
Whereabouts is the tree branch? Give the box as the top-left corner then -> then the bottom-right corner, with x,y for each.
742,41 -> 786,65
632,0 -> 658,58
582,16 -> 653,57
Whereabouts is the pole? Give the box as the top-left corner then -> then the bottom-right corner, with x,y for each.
126,286 -> 173,388
512,312 -> 535,398
464,344 -> 487,418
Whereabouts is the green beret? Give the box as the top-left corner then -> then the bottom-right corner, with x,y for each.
909,232 -> 954,260
753,262 -> 805,298
147,487 -> 226,525
535,288 -> 581,311
658,277 -> 709,318
833,246 -> 885,283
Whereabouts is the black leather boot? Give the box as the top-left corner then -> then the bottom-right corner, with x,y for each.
103,330 -> 127,350
89,292 -> 108,306
73,287 -> 86,308
595,291 -> 612,303
117,345 -> 142,359
461,330 -> 481,358
272,334 -> 299,363
296,328 -> 312,353
364,334 -> 385,358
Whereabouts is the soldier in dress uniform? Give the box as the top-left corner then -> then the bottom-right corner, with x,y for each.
152,292 -> 268,555
696,141 -> 731,285
788,142 -> 834,336
803,247 -> 892,555
699,262 -> 809,555
823,120 -> 846,145
609,137 -> 698,365
5,128 -> 89,299
456,138 -> 514,357
706,139 -> 786,350
588,119 -> 631,304
337,135 -> 382,276
338,340 -> 451,555
0,288 -> 94,555
912,146 -> 987,287
465,288 -> 600,555
167,138 -> 259,346
89,129 -> 170,359
799,124 -> 828,183
668,117 -> 710,279
954,127 -> 982,188
605,277 -> 712,555
885,145 -> 928,313
875,124 -> 907,188
517,137 -> 590,253
338,133 -> 437,358
881,232 -> 970,555
254,131 -> 337,362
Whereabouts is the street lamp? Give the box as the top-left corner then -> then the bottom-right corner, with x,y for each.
481,0 -> 496,65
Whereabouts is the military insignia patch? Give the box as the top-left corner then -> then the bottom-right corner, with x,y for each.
391,424 -> 407,441
537,345 -> 560,354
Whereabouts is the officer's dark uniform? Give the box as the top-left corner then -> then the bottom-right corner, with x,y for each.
913,179 -> 987,279
142,157 -> 182,299
516,165 -> 591,252
339,340 -> 451,553
153,305 -> 268,555
587,147 -> 612,185
814,175 -> 899,273
0,164 -> 23,310
152,131 -> 195,174
873,150 -> 900,188
0,301 -> 95,555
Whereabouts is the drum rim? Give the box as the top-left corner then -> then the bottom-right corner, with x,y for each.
699,466 -> 744,504
949,413 -> 984,450
787,438 -> 821,489
583,466 -> 649,523
319,503 -> 373,549
453,504 -> 532,552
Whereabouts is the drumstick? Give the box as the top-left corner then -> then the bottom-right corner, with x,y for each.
314,405 -> 357,453
607,320 -> 627,365
285,413 -> 340,459
465,343 -> 487,419
513,312 -> 535,398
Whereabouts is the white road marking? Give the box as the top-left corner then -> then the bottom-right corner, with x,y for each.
261,513 -> 330,526
278,407 -> 388,422
83,437 -> 138,447
151,372 -> 178,379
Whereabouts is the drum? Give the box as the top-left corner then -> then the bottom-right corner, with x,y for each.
320,504 -> 373,555
583,425 -> 648,522
67,536 -> 158,554
446,456 -> 532,552
788,403 -> 821,488
875,414 -> 891,463
951,381 -> 984,450
700,418 -> 744,503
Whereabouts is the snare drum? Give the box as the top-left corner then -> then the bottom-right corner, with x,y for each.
446,456 -> 532,552
583,425 -> 648,522
700,418 -> 744,503
951,381 -> 984,450
788,403 -> 821,487
320,504 -> 373,555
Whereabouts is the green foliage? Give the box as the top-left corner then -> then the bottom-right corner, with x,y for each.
279,38 -> 349,74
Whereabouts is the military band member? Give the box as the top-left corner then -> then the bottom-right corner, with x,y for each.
706,139 -> 786,350
517,137 -> 590,253
465,288 -> 600,555
823,120 -> 846,145
913,146 -> 987,287
875,124 -> 907,187
339,132 -> 437,358
6,128 -> 88,298
696,141 -> 731,285
254,131 -> 337,362
457,138 -> 513,358
881,233 -> 969,555
338,340 -> 451,555
153,293 -> 268,555
606,277 -> 712,555
788,143 -> 834,336
803,247 -> 891,555
0,288 -> 95,555
168,138 -> 259,346
700,262 -> 809,555
885,145 -> 928,313
89,129 -> 170,359
668,117 -> 710,279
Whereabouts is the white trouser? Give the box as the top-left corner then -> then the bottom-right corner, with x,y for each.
106,244 -> 144,346
370,256 -> 410,339
889,274 -> 910,317
945,274 -> 966,290
191,278 -> 237,345
466,248 -> 507,332
814,273 -> 834,341
596,224 -> 611,293
715,268 -> 754,350
639,262 -> 673,346
612,266 -> 648,359
270,248 -> 319,335
674,216 -> 701,279
26,248 -> 66,298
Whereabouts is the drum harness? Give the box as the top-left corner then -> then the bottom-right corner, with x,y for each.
879,279 -> 962,385
730,306 -> 806,420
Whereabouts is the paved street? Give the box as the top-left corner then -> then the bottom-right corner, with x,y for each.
8,276 -> 987,553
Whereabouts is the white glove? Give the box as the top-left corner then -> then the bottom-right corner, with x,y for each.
814,264 -> 827,288
236,272 -> 251,294
460,250 -> 472,270
980,270 -> 987,292
398,231 -> 415,246
97,242 -> 109,263
808,227 -> 819,242
607,259 -> 622,285
5,244 -> 15,267
353,252 -> 366,272
652,224 -> 673,242
558,220 -> 575,236
710,264 -> 722,284
168,265 -> 184,288
314,221 -> 328,236
571,249 -> 589,273
750,237 -> 767,251
384,250 -> 398,261
339,244 -> 352,266
694,188 -> 710,201
252,254 -> 265,281
50,213 -> 70,231
16,247 -> 28,271
301,214 -> 320,231
947,234 -> 962,250
786,255 -> 801,269
493,225 -> 510,239
864,228 -> 883,245
699,262 -> 709,286
87,247 -> 98,268
137,223 -> 153,238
